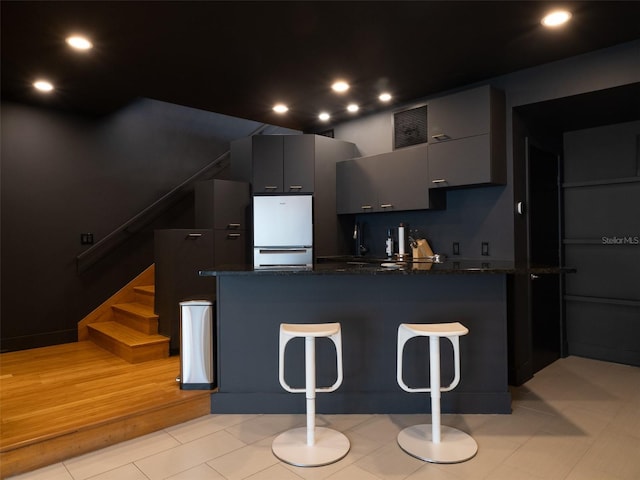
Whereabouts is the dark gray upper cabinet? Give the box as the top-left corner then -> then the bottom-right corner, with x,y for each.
195,179 -> 250,267
337,144 -> 444,214
428,85 -> 506,187
232,135 -> 316,193
336,157 -> 376,214
253,135 -> 285,193
283,135 -> 315,193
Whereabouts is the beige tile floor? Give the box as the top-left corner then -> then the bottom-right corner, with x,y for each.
9,356 -> 640,480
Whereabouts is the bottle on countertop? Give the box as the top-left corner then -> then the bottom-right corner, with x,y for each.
385,228 -> 394,259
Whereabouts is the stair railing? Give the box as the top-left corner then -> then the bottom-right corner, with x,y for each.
76,123 -> 268,273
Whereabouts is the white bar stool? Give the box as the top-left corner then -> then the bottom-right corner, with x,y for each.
272,322 -> 350,467
396,322 -> 478,463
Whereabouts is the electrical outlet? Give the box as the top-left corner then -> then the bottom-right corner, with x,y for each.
453,242 -> 460,255
80,233 -> 94,245
481,242 -> 489,256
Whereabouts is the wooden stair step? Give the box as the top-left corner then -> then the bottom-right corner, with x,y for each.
112,302 -> 158,334
134,285 -> 155,307
88,322 -> 169,364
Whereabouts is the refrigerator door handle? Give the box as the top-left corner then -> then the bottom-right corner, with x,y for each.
258,248 -> 308,254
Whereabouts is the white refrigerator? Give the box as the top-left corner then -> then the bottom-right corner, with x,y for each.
253,195 -> 313,268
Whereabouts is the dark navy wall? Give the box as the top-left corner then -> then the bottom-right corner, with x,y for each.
0,99 -> 294,351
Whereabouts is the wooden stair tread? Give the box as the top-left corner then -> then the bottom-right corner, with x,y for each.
88,322 -> 168,347
112,302 -> 158,320
134,285 -> 155,295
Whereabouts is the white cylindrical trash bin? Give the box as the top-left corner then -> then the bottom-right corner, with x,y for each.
179,300 -> 215,390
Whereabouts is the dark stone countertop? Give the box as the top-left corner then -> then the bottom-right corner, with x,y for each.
199,257 -> 575,277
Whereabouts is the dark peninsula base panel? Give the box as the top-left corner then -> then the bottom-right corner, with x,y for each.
213,274 -> 511,414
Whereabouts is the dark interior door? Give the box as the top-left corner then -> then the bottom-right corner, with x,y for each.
527,140 -> 563,372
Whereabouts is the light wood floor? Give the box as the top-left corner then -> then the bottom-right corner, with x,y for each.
0,341 -> 211,478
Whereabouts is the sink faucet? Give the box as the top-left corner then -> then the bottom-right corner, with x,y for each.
353,221 -> 368,256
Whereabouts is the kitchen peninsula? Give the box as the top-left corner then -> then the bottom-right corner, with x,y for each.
200,260 -> 569,415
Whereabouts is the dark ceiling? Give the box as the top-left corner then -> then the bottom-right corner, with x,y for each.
2,1 -> 640,131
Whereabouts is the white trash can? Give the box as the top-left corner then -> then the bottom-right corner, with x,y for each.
179,300 -> 215,390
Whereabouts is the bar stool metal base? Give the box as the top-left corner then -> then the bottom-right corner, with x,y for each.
272,427 -> 350,467
398,424 -> 478,464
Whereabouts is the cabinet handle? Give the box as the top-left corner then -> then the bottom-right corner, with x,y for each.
431,133 -> 449,141
227,233 -> 241,239
186,233 -> 203,238
289,185 -> 303,190
530,274 -> 539,280
227,223 -> 241,229
380,204 -> 393,208
431,179 -> 447,184
264,185 -> 278,190
361,205 -> 372,210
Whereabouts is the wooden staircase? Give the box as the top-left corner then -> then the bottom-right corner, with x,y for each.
79,265 -> 170,363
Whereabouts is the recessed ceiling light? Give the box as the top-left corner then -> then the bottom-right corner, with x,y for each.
66,35 -> 93,50
347,103 -> 359,113
33,80 -> 54,92
319,112 -> 331,121
379,92 -> 392,102
331,81 -> 349,93
541,10 -> 572,27
273,104 -> 288,113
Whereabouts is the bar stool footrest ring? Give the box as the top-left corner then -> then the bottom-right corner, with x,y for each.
272,427 -> 350,467
397,424 -> 478,464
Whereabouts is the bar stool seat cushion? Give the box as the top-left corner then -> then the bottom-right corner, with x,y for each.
281,322 -> 341,338
400,322 -> 469,338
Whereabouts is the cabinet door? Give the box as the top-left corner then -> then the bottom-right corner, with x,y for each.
154,229 -> 215,352
283,135 -> 315,193
252,135 -> 283,193
428,85 -> 490,142
429,134 -> 493,187
195,179 -> 249,230
336,158 -> 378,214
377,144 -> 431,211
212,180 -> 249,229
213,229 -> 247,266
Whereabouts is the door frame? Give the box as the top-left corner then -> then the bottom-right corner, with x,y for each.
524,137 -> 567,365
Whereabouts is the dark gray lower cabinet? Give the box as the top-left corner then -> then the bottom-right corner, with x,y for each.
213,229 -> 247,266
154,229 -> 216,353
